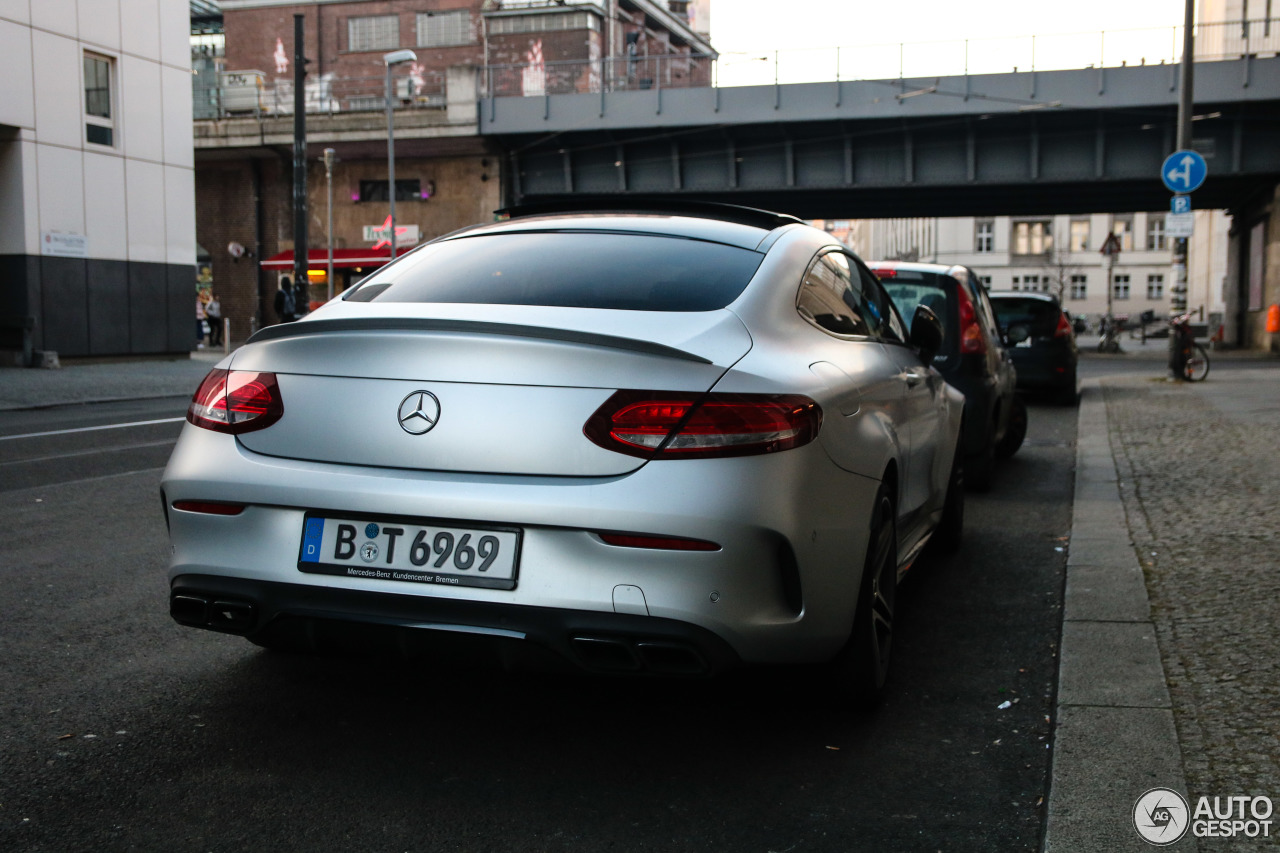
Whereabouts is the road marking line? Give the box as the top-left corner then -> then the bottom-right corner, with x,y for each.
0,439 -> 177,466
0,417 -> 185,441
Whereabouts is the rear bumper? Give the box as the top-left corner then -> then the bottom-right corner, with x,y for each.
172,574 -> 742,676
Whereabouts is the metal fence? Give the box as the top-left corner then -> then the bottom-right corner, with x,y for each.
193,67 -> 447,119
478,19 -> 1280,98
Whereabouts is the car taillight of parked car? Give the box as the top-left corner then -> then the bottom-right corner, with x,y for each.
1054,312 -> 1074,338
187,368 -> 284,434
955,286 -> 987,354
584,391 -> 822,459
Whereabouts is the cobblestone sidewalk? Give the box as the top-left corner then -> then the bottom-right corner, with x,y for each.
1104,372 -> 1280,850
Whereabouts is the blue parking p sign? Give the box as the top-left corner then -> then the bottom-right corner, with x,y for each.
1162,150 -> 1207,194
1171,195 -> 1192,214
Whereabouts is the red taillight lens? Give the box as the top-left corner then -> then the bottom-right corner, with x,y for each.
1054,312 -> 1073,338
598,533 -> 720,551
956,286 -> 986,354
871,268 -> 897,279
187,368 -> 284,434
584,391 -> 822,459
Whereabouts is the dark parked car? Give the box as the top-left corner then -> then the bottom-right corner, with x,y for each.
988,292 -> 1079,406
870,262 -> 1024,490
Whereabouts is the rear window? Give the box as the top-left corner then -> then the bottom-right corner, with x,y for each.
876,270 -> 959,359
989,297 -> 1062,334
343,231 -> 765,311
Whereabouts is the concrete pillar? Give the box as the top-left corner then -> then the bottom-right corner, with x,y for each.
447,65 -> 478,125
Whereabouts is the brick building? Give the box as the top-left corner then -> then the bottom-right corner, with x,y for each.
195,0 -> 712,342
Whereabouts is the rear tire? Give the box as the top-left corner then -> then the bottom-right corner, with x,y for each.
994,396 -> 1027,459
828,487 -> 897,710
967,438 -> 994,492
1183,344 -> 1210,382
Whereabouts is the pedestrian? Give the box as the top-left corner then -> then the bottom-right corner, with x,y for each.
195,293 -> 208,349
274,276 -> 296,323
206,292 -> 223,347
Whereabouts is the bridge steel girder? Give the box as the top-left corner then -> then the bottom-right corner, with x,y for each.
484,57 -> 1280,218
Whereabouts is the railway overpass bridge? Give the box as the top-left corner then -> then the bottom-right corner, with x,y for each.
479,56 -> 1280,219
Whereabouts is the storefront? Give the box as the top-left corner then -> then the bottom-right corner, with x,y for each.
259,247 -> 413,310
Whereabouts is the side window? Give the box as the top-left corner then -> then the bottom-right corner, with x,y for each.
797,251 -> 873,337
855,259 -> 906,342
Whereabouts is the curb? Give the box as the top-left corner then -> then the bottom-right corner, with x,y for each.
1042,379 -> 1197,852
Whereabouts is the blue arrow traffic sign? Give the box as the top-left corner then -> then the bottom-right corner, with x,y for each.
1162,150 -> 1207,193
1171,195 -> 1192,214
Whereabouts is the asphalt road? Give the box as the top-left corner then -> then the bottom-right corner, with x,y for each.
0,393 -> 1076,852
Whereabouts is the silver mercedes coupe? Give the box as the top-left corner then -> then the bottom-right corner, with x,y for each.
162,202 -> 964,705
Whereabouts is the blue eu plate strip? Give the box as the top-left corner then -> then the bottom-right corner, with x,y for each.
300,517 -> 325,563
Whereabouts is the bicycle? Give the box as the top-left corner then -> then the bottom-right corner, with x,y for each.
1169,313 -> 1210,381
1097,316 -> 1122,354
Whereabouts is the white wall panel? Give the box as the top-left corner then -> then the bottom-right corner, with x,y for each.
31,29 -> 81,147
29,0 -> 76,37
118,0 -> 158,60
0,18 -> 36,129
157,0 -> 187,68
163,164 -> 195,264
0,1 -> 32,25
83,150 -> 127,260
79,0 -> 121,53
0,138 -> 31,253
124,157 -> 165,262
120,54 -> 162,162
36,142 -> 86,237
160,64 -> 193,167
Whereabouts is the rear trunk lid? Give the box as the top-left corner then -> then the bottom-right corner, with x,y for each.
229,305 -> 753,477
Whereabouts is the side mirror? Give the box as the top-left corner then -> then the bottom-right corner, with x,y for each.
1005,324 -> 1030,345
910,303 -> 944,363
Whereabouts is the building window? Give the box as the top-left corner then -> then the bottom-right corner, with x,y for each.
1112,215 -> 1134,251
349,15 -> 400,52
1113,274 -> 1130,300
975,220 -> 994,253
84,52 -> 114,146
417,11 -> 471,47
487,11 -> 599,35
1147,215 -> 1167,251
358,179 -> 422,202
1147,274 -> 1164,300
1013,220 -> 1052,255
1070,274 -> 1087,300
1069,219 -> 1090,252
979,275 -> 992,289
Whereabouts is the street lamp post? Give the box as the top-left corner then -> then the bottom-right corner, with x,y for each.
383,50 -> 417,262
323,147 -> 335,303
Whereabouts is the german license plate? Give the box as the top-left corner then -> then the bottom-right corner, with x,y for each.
298,513 -> 521,590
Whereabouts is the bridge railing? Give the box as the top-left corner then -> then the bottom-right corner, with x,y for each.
479,18 -> 1280,97
193,69 -> 447,120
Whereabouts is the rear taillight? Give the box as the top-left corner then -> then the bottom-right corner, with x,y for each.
871,268 -> 897,279
956,286 -> 986,354
187,368 -> 284,434
584,391 -> 822,460
1054,312 -> 1074,338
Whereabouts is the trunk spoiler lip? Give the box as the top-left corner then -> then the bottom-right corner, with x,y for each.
244,317 -> 714,365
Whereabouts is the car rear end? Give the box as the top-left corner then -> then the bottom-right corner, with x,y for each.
989,294 -> 1078,402
162,217 -> 873,676
869,262 -> 1000,459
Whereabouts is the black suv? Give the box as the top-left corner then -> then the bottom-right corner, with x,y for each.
870,262 -> 1024,490
988,291 -> 1079,406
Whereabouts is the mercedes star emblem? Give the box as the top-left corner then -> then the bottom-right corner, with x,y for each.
397,391 -> 441,435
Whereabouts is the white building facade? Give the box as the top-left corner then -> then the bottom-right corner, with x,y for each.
845,211 -> 1229,332
0,0 -> 196,359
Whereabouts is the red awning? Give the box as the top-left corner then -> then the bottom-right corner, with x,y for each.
260,247 -> 412,271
